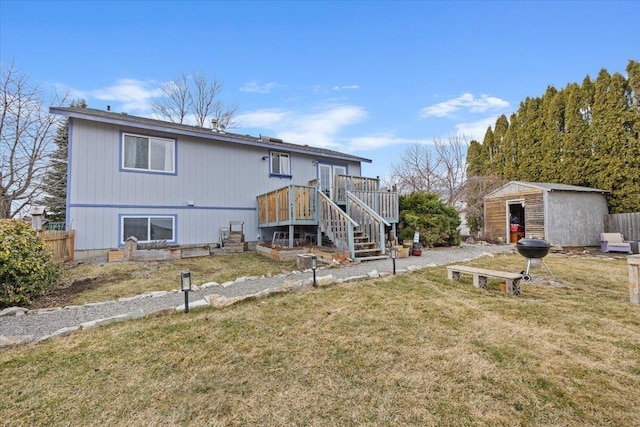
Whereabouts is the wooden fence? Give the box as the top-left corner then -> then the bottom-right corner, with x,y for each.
37,230 -> 75,263
604,213 -> 640,241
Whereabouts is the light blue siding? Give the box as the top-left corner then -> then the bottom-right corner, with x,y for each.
68,119 -> 361,250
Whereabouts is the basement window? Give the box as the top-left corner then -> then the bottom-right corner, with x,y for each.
121,215 -> 175,244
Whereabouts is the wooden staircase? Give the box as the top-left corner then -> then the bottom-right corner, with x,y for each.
353,229 -> 387,261
222,221 -> 248,254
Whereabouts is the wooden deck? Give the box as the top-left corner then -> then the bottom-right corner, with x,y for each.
256,177 -> 399,260
257,185 -> 317,227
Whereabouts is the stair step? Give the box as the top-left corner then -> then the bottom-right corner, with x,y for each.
355,242 -> 377,249
355,248 -> 382,256
355,255 -> 389,262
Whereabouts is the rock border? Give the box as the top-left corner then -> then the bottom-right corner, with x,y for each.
1,265 -> 425,348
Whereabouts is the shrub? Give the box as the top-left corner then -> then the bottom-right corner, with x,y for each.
398,192 -> 461,247
0,219 -> 61,307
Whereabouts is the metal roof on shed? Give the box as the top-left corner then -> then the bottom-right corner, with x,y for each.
485,181 -> 608,198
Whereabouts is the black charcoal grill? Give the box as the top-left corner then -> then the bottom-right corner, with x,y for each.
516,238 -> 555,281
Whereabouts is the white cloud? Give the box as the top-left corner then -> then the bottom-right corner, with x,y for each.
91,78 -> 162,114
240,81 -> 279,94
333,85 -> 360,91
454,116 -> 501,141
344,135 -> 418,151
236,104 -> 367,149
420,93 -> 509,118
235,109 -> 292,128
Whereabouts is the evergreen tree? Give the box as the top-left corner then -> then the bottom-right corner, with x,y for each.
41,99 -> 86,225
480,126 -> 496,173
492,115 -> 510,178
465,60 -> 640,215
466,140 -> 487,177
517,97 -> 544,181
591,70 -> 633,211
540,86 -> 565,182
502,112 -> 520,179
562,82 -> 593,186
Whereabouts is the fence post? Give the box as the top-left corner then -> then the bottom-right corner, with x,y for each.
628,255 -> 640,305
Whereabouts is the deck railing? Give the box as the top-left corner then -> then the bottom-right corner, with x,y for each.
318,191 -> 357,257
347,192 -> 390,255
334,175 -> 380,204
257,185 -> 316,226
351,190 -> 399,223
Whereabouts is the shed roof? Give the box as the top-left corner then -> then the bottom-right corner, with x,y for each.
485,181 -> 608,198
49,106 -> 372,164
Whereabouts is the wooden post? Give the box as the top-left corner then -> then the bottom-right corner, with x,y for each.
627,255 -> 640,305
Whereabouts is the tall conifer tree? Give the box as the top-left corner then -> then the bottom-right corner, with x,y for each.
562,82 -> 592,185
41,99 -> 86,225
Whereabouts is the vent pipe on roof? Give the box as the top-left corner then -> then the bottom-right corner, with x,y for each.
211,119 -> 218,131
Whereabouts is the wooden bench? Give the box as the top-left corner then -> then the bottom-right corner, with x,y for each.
446,265 -> 523,296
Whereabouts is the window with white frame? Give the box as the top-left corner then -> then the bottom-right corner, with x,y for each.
121,216 -> 175,244
122,133 -> 175,173
270,151 -> 291,176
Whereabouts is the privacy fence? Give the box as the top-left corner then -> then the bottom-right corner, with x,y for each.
37,230 -> 75,263
604,213 -> 640,241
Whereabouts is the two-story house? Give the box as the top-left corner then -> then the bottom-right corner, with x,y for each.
50,106 -> 398,260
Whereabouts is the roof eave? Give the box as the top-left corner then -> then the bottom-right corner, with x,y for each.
49,107 -> 372,164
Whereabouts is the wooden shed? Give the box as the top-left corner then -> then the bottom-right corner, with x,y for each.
483,182 -> 609,247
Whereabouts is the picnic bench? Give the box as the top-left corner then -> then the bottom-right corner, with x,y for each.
446,265 -> 522,296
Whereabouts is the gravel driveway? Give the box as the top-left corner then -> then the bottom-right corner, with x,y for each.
0,243 -> 513,346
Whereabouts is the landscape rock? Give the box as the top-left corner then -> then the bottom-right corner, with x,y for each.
201,281 -> 220,288
0,307 -> 28,317
0,335 -> 35,347
81,314 -> 129,330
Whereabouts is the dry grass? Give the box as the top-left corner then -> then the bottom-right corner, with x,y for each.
2,253 -> 639,426
41,253 -> 297,307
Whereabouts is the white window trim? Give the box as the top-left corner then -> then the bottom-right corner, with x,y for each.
121,132 -> 176,174
270,151 -> 291,177
120,215 -> 176,244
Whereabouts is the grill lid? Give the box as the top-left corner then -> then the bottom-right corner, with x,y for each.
516,238 -> 550,259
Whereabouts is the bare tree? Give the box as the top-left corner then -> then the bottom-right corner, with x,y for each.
433,134 -> 469,206
390,133 -> 469,206
151,71 -> 237,129
0,61 -> 68,218
390,142 -> 441,194
152,73 -> 190,124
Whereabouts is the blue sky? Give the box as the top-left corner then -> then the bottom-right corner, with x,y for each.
1,0 -> 638,180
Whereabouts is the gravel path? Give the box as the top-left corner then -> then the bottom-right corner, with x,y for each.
0,243 -> 512,345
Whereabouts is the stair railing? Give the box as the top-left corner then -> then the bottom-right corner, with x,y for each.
350,190 -> 399,223
318,191 -> 357,258
346,191 -> 390,256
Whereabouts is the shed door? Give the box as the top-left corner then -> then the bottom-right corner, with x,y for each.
508,200 -> 525,243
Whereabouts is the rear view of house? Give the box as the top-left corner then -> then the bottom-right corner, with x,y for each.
50,106 -> 397,260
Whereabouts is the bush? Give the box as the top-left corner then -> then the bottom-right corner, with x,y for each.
398,192 -> 461,247
0,219 -> 60,307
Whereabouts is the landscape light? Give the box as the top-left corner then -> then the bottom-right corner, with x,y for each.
311,255 -> 317,287
181,271 -> 192,313
391,246 -> 397,275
